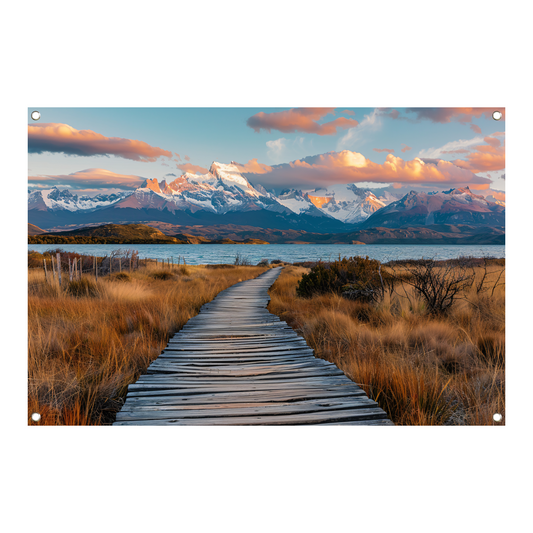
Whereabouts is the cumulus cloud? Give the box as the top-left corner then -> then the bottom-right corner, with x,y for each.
176,163 -> 208,174
246,108 -> 358,136
373,148 -> 394,153
28,168 -> 146,190
470,124 -> 482,134
242,150 -> 491,189
401,144 -> 412,153
453,138 -> 505,174
406,108 -> 505,123
28,123 -> 172,162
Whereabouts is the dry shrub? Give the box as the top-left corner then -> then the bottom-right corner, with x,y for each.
268,263 -> 505,426
110,272 -> 131,282
150,270 -> 174,280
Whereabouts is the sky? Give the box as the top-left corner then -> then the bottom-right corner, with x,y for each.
28,107 -> 505,200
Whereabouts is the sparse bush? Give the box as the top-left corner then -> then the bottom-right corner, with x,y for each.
257,258 -> 269,267
388,259 -> 473,315
178,265 -> 190,276
67,277 -> 99,298
296,256 -> 384,302
234,253 -> 251,266
151,270 -> 175,280
111,272 -> 131,282
271,259 -> 283,265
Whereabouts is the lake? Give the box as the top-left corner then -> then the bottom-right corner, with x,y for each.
27,243 -> 505,264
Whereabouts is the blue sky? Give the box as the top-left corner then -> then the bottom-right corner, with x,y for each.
28,107 -> 505,198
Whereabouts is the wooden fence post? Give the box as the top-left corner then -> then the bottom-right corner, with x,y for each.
119,257 -> 122,273
129,257 -> 132,273
43,258 -> 48,283
56,253 -> 62,286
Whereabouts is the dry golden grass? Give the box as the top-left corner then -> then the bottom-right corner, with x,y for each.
268,264 -> 505,425
28,262 -> 268,425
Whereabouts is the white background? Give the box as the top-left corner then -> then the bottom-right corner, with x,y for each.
1,1 -> 530,532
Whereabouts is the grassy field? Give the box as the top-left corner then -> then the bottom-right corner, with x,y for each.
28,257 -> 268,425
268,261 -> 505,425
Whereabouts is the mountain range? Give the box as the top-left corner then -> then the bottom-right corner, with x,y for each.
28,161 -> 505,236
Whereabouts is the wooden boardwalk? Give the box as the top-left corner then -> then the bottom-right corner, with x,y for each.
114,267 -> 393,426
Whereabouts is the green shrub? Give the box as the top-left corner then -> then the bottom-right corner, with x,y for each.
296,256 -> 384,301
67,278 -> 99,298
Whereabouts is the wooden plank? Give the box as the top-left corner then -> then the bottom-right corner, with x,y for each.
115,398 -> 381,421
122,389 -> 368,407
113,407 -> 389,426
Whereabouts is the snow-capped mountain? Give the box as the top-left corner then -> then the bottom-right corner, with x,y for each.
361,186 -> 505,228
28,162 -> 505,232
28,188 -> 130,212
277,184 -> 388,224
28,162 -> 345,231
112,162 -> 291,216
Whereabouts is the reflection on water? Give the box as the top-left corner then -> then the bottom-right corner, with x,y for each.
28,243 -> 505,264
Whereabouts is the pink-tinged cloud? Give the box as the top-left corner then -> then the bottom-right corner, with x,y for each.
377,108 -> 401,120
453,142 -> 505,173
243,150 -> 492,189
470,124 -> 482,134
184,155 -> 191,161
401,144 -> 412,153
235,159 -> 273,174
246,108 -> 358,136
28,123 -> 172,162
405,108 -> 505,124
176,163 -> 208,174
342,110 -> 355,116
28,168 -> 146,190
373,148 -> 394,153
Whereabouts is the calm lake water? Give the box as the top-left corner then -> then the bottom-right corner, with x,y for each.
28,244 -> 505,264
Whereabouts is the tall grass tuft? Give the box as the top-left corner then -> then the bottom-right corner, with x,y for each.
28,264 -> 268,425
268,263 -> 505,426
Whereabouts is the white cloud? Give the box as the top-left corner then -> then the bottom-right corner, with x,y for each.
418,137 -> 484,159
266,137 -> 287,159
337,108 -> 382,150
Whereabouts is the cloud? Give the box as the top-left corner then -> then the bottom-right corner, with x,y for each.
342,110 -> 355,116
401,144 -> 412,153
266,138 -> 287,158
418,136 -> 484,159
377,108 -> 401,120
28,123 -> 172,162
242,150 -> 491,190
235,159 -> 273,174
176,163 -> 208,174
337,108 -> 382,149
28,168 -> 146,190
406,108 -> 505,123
453,139 -> 505,174
184,155 -> 191,161
246,108 -> 358,136
373,148 -> 394,153
470,124 -> 482,134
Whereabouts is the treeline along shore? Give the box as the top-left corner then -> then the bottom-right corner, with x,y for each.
28,222 -> 504,245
